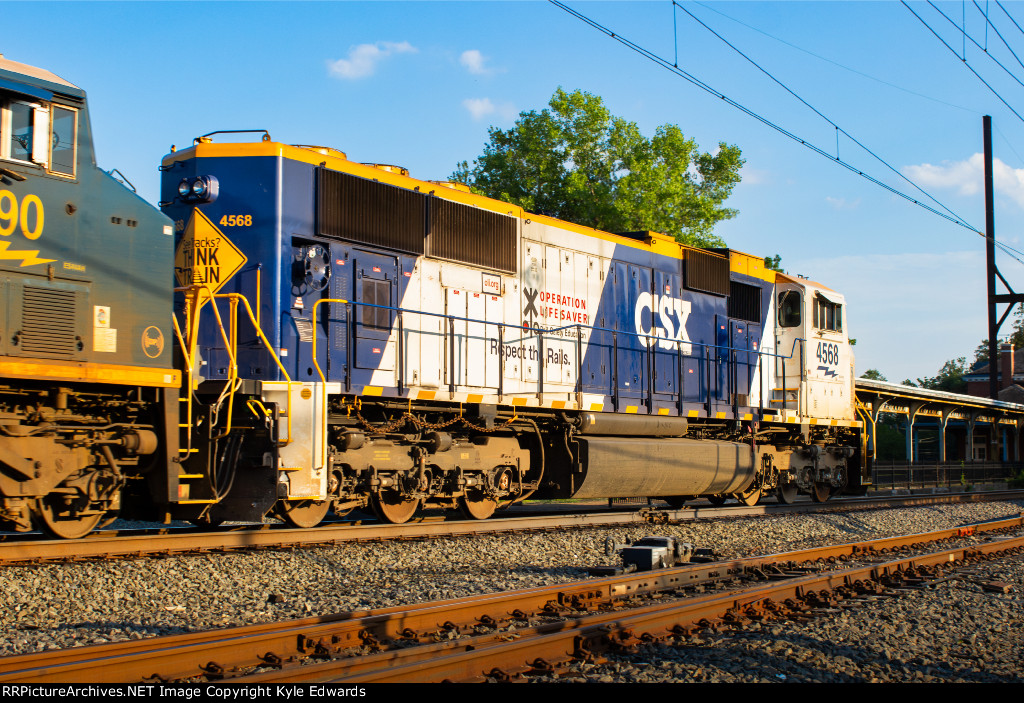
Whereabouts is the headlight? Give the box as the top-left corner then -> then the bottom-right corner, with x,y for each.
177,175 -> 219,204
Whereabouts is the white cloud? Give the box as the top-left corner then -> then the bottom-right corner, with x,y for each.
463,97 -> 495,120
462,97 -> 516,122
903,153 -> 1024,208
460,49 -> 492,75
327,41 -> 417,80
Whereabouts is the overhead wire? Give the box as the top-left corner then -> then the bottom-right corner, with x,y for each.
548,0 -> 981,234
972,0 -> 1024,73
902,1 -> 1024,124
676,1 -> 973,232
928,1 -> 1024,91
996,0 -> 1024,40
692,0 -> 978,114
902,1 -> 1024,263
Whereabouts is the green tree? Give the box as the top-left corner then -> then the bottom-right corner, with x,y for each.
916,357 -> 968,393
974,339 -> 990,366
973,308 -> 1024,366
860,368 -> 887,381
764,254 -> 784,272
452,88 -> 744,247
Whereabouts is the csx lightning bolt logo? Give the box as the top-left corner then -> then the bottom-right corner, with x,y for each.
0,190 -> 54,267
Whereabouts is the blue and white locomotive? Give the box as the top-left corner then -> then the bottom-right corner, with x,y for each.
158,133 -> 863,526
0,57 -> 865,537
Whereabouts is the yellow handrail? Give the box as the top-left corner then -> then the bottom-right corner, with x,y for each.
174,285 -> 297,448
212,291 -> 297,445
171,312 -> 195,458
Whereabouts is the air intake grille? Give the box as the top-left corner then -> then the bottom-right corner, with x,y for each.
428,197 -> 516,273
21,286 -> 78,357
316,166 -> 517,272
317,168 -> 426,254
728,281 -> 762,322
685,249 -> 730,296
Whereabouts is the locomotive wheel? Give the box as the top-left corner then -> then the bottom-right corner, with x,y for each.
776,483 -> 799,505
372,492 -> 420,524
277,499 -> 330,528
458,492 -> 498,520
736,486 -> 761,506
810,482 -> 831,503
707,495 -> 728,506
34,494 -> 104,540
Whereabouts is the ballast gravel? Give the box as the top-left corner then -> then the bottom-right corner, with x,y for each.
0,498 -> 1022,683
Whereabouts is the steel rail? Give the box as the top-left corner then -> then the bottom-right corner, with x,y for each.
307,533 -> 1024,683
1,514 -> 1020,683
1,490 -> 1021,565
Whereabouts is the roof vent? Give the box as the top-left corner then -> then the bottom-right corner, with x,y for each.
363,163 -> 409,177
428,180 -> 471,193
296,145 -> 347,160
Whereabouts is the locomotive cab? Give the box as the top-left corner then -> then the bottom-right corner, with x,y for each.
773,274 -> 854,422
0,57 -> 178,538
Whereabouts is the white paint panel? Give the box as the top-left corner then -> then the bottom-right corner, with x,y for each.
466,290 -> 487,387
416,260 -> 443,388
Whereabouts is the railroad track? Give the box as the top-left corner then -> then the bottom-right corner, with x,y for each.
1,490 -> 1021,566
2,513 -> 1020,683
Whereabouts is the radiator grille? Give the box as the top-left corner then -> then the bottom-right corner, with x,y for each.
728,281 -> 762,322
428,197 -> 516,273
21,286 -> 78,357
685,249 -> 730,296
316,166 -> 517,273
317,168 -> 426,254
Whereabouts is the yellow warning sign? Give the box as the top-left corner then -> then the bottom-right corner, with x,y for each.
174,209 -> 247,294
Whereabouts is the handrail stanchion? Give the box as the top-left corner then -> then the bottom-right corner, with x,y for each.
346,302 -> 353,393
704,346 -> 712,417
612,331 -> 619,412
575,324 -> 583,410
448,317 -> 456,396
646,335 -> 653,414
676,339 -> 684,417
397,310 -> 404,394
799,339 -> 805,417
538,329 -> 545,400
498,323 -> 504,402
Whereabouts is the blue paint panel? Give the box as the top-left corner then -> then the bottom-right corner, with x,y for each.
164,155 -> 284,381
731,320 -> 750,400
578,241 -> 746,416
166,154 -> 428,386
617,262 -> 649,404
352,250 -> 397,371
327,245 -> 352,385
652,269 -> 682,399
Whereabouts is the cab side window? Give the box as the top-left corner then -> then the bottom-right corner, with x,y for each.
2,99 -> 35,162
778,290 -> 801,327
813,297 -> 842,332
50,106 -> 76,176
0,96 -> 76,176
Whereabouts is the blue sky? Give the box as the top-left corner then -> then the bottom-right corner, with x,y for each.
5,0 -> 1024,383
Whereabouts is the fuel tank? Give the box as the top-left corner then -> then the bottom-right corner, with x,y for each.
570,436 -> 755,499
